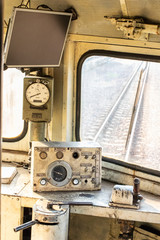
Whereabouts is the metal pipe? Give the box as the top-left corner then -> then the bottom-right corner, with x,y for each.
133,177 -> 143,203
133,178 -> 140,197
119,0 -> 129,17
14,220 -> 38,232
30,121 -> 46,141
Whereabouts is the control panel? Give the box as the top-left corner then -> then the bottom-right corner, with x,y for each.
31,141 -> 102,192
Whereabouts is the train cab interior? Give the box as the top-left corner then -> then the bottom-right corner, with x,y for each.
1,0 -> 160,239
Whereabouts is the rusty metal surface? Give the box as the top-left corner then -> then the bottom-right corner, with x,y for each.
110,185 -> 134,206
118,220 -> 134,240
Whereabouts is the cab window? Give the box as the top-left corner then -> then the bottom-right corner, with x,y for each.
2,68 -> 24,139
79,54 -> 160,172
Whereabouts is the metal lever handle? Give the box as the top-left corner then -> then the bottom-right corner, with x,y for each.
14,220 -> 38,232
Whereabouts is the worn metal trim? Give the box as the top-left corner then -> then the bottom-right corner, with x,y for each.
103,156 -> 160,177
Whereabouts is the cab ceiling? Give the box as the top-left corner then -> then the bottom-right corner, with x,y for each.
4,0 -> 160,40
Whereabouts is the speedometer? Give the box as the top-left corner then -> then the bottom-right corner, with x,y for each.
26,82 -> 50,106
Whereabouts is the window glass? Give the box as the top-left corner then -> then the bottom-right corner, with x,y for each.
2,68 -> 24,138
80,56 -> 160,172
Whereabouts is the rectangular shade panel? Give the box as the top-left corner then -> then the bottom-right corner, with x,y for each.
4,8 -> 72,67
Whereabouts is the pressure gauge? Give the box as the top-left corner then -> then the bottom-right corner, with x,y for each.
23,76 -> 53,122
51,165 -> 67,182
47,161 -> 72,187
26,82 -> 50,107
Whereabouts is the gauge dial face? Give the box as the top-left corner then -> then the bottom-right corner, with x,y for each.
26,83 -> 50,106
51,165 -> 67,182
47,161 -> 72,187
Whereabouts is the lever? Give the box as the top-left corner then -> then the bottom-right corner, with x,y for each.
133,177 -> 143,204
14,220 -> 38,232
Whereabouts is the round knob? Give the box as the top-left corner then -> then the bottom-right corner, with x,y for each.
72,178 -> 79,185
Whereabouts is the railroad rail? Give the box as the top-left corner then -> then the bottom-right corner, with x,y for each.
124,63 -> 149,161
93,62 -> 145,142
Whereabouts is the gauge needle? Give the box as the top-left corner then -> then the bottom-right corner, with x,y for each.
54,171 -> 63,176
30,93 -> 41,98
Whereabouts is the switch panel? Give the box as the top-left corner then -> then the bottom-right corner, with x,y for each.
31,141 -> 102,192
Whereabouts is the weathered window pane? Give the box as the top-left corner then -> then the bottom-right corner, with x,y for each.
80,56 -> 160,171
2,68 -> 24,138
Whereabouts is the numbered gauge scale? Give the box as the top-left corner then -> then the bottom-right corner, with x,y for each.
23,76 -> 54,122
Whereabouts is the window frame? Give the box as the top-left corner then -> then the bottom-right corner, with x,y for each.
2,67 -> 28,142
2,120 -> 28,142
76,49 -> 160,178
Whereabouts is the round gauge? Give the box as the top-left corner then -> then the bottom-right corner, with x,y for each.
26,82 -> 50,106
51,165 -> 67,182
47,161 -> 72,187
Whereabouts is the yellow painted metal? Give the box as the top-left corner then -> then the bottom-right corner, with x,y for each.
120,0 -> 129,17
1,195 -> 22,240
29,122 -> 46,142
69,34 -> 160,49
61,40 -> 76,141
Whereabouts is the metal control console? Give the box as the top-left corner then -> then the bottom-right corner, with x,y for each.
31,141 -> 102,192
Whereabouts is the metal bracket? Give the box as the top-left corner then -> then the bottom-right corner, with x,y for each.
105,17 -> 160,40
109,178 -> 143,209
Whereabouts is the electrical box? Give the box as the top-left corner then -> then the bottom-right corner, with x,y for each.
31,141 -> 102,192
23,76 -> 54,122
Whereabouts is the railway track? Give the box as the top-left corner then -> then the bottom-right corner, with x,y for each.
81,60 -> 160,171
82,60 -> 160,171
81,62 -> 144,141
97,62 -> 148,159
93,63 -> 146,142
82,61 -> 147,159
124,63 -> 149,161
126,62 -> 160,171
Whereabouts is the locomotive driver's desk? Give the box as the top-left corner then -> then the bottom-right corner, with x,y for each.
1,162 -> 160,240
